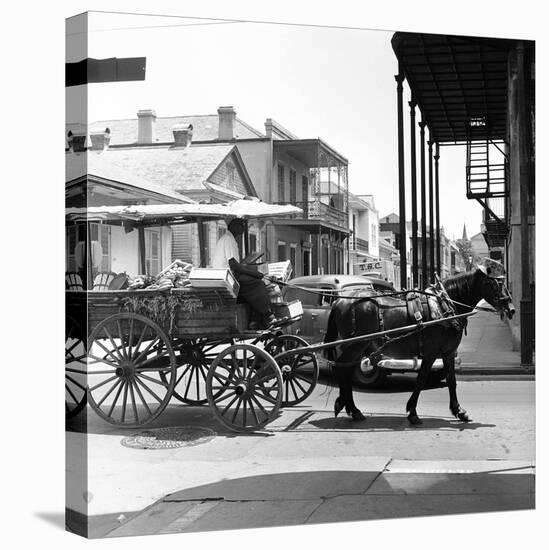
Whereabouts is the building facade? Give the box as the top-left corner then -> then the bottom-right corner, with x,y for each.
347,193 -> 379,273
91,107 -> 350,277
66,115 -> 258,277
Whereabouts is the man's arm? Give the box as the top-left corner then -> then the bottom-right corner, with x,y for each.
228,258 -> 263,279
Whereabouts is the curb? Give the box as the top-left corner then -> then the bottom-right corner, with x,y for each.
456,366 -> 535,377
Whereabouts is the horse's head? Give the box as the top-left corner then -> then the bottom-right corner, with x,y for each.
476,267 -> 515,320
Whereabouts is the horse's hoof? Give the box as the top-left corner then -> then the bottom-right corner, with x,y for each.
452,407 -> 472,422
407,414 -> 423,425
334,397 -> 344,418
351,410 -> 366,422
457,411 -> 472,422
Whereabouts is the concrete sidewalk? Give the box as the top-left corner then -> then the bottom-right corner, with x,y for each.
456,310 -> 533,375
104,459 -> 534,537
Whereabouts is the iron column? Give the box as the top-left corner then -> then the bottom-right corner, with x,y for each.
419,118 -> 427,287
396,68 -> 407,290
428,138 -> 435,282
434,142 -> 441,276
409,98 -> 418,287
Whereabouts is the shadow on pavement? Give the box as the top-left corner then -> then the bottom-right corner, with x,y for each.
309,415 -> 495,432
95,469 -> 534,538
66,404 -> 276,438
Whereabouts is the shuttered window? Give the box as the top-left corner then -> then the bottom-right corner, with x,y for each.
289,169 -> 297,204
66,224 -> 110,272
277,164 -> 285,203
145,228 -> 161,275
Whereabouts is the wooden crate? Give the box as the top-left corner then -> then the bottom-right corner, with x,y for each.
272,300 -> 303,320
188,268 -> 239,298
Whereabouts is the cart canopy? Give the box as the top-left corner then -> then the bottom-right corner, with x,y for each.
66,198 -> 303,225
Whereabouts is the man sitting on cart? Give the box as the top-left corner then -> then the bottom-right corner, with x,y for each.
212,218 -> 279,329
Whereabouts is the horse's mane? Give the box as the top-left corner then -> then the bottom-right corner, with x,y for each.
442,271 -> 476,303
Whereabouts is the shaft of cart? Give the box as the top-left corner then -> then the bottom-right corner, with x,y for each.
273,310 -> 478,362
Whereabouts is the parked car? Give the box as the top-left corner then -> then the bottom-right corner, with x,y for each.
359,274 -> 396,293
282,274 -> 450,388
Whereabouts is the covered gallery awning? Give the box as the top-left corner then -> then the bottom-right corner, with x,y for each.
392,32 -> 511,142
66,198 -> 303,226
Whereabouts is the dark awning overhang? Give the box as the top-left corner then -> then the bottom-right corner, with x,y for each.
273,138 -> 348,166
272,218 -> 350,237
392,32 -> 515,143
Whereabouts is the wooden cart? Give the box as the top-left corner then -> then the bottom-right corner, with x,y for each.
65,200 -> 318,433
65,286 -> 318,432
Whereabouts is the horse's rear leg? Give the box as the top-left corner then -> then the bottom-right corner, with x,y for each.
406,355 -> 436,425
443,351 -> 472,422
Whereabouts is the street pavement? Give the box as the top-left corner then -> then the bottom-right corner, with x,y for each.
65,311 -> 535,538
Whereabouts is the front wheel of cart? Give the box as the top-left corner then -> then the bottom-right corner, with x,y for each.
206,344 -> 282,432
265,335 -> 319,407
87,313 -> 177,427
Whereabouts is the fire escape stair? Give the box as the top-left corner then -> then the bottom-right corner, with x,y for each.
466,129 -> 509,248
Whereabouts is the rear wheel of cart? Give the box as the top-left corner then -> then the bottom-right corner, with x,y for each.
206,344 -> 282,432
87,313 -> 177,427
65,316 -> 87,419
161,338 -> 231,405
265,335 -> 319,406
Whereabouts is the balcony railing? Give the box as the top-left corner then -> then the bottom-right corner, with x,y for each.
287,200 -> 348,228
350,236 -> 369,253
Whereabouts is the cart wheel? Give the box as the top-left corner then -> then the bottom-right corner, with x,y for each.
65,316 -> 87,419
206,344 -> 282,432
265,335 -> 319,406
87,313 -> 177,427
161,338 -> 231,405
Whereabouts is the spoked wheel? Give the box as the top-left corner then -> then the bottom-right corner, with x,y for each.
87,313 -> 177,427
206,344 -> 282,433
65,316 -> 87,419
161,338 -> 230,405
265,335 -> 319,406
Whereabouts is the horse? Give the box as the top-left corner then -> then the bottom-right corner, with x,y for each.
323,268 -> 515,425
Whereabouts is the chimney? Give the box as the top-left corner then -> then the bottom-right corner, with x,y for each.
265,118 -> 274,138
137,109 -> 156,144
67,130 -> 87,152
217,106 -> 236,140
89,127 -> 111,151
172,124 -> 193,147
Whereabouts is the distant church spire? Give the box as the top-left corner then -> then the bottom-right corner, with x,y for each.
462,224 -> 468,240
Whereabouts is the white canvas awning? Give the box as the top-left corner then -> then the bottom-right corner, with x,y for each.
66,198 -> 302,225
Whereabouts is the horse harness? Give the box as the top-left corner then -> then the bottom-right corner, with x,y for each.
349,287 -> 460,360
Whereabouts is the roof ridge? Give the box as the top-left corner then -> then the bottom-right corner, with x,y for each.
90,114 -> 220,124
235,116 -> 264,138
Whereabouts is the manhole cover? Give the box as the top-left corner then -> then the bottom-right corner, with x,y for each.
121,426 -> 216,450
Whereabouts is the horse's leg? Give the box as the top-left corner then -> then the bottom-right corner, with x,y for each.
332,359 -> 347,417
443,351 -> 472,422
334,343 -> 366,421
406,355 -> 436,425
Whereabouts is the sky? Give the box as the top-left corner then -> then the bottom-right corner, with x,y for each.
68,12 -> 487,241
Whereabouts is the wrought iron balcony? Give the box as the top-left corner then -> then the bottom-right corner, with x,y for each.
279,200 -> 348,228
350,236 -> 369,253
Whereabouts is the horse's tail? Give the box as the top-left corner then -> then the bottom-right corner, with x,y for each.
323,302 -> 339,362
